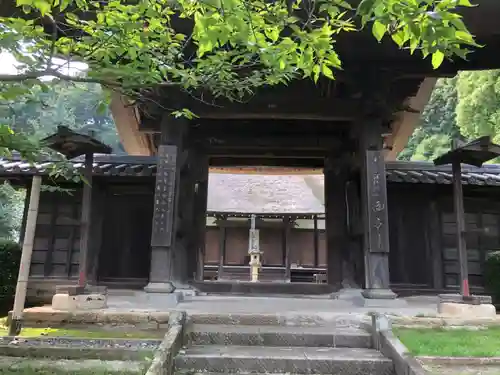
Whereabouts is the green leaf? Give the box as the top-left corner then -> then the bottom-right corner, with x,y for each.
391,31 -> 406,47
59,0 -> 71,11
372,21 -> 386,42
455,30 -> 474,43
322,64 -> 334,80
458,0 -> 474,6
432,50 -> 445,69
33,0 -> 51,15
312,65 -> 321,83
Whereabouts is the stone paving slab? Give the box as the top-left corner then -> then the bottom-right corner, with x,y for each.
19,293 -> 499,328
423,365 -> 500,375
19,305 -> 170,328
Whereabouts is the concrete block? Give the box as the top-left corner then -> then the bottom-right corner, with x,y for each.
141,291 -> 183,308
55,285 -> 108,296
357,298 -> 408,308
439,293 -> 492,305
332,288 -> 408,308
51,293 -> 107,311
144,282 -> 176,294
438,302 -> 496,318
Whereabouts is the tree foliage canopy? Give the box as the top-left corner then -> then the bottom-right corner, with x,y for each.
456,70 -> 500,144
0,0 -> 479,107
400,77 -> 460,161
401,69 -> 500,162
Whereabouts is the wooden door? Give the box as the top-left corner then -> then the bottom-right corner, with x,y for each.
98,186 -> 153,281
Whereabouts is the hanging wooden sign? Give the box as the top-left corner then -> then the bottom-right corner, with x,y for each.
151,145 -> 177,247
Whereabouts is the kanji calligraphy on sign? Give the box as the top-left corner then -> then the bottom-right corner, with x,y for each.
151,145 -> 178,247
366,150 -> 389,253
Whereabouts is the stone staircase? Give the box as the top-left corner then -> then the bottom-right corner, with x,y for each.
173,316 -> 395,375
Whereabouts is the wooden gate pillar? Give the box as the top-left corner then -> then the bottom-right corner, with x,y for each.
145,114 -> 189,293
192,150 -> 209,281
357,108 -> 396,300
324,154 -> 354,288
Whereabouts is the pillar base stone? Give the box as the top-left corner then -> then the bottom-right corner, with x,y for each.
362,288 -> 397,300
144,282 -> 176,293
332,288 -> 407,307
51,293 -> 107,311
438,294 -> 496,318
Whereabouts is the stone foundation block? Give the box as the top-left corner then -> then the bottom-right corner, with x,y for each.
332,288 -> 408,308
51,293 -> 107,311
438,302 -> 496,318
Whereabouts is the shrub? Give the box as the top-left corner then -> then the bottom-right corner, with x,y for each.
0,239 -> 21,305
485,251 -> 500,304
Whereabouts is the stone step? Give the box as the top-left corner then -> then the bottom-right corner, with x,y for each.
186,324 -> 372,348
174,345 -> 394,375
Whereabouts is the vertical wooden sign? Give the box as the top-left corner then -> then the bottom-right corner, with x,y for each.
365,150 -> 389,253
151,145 -> 178,247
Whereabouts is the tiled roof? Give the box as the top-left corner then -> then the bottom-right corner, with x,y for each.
3,155 -> 500,185
385,161 -> 500,186
2,156 -> 500,214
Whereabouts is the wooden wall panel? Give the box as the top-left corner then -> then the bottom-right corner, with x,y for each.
204,228 -> 220,264
317,231 -> 327,267
225,227 -> 248,265
29,190 -> 82,278
289,230 -> 315,267
387,187 -> 431,286
260,228 -> 283,266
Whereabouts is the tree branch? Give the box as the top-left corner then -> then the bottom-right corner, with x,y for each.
0,69 -> 178,89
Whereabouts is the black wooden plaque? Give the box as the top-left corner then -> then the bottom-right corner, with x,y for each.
151,145 -> 178,247
365,150 -> 390,253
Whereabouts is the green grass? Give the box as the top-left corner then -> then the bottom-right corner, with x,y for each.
395,327 -> 500,357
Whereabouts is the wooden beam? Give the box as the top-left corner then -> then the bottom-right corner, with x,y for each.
110,93 -> 154,156
65,202 -> 78,278
140,99 -> 359,130
44,193 -> 59,277
385,78 -> 437,161
218,225 -> 226,280
78,152 -> 93,287
209,156 -> 325,168
199,137 -> 347,150
284,216 -> 291,282
209,150 -> 328,159
313,215 -> 319,268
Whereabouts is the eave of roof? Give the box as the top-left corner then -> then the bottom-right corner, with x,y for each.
2,155 -> 500,186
